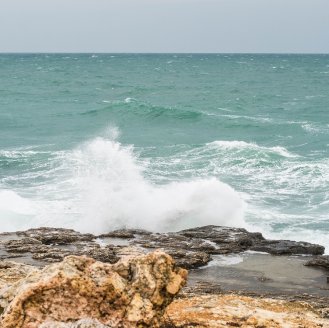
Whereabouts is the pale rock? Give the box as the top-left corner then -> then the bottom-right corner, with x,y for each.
0,251 -> 187,328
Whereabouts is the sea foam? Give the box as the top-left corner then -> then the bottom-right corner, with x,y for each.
0,135 -> 246,234
68,137 -> 245,234
0,190 -> 36,231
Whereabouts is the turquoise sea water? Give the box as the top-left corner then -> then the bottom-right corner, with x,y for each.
0,54 -> 328,251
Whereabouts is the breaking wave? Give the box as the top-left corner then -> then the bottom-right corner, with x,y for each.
0,134 -> 246,234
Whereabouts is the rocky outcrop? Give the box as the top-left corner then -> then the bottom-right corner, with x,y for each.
0,252 -> 187,328
0,226 -> 328,327
0,225 -> 325,270
0,260 -> 37,283
165,294 -> 328,328
1,228 -> 118,265
17,227 -> 95,244
249,240 -> 325,255
305,255 -> 329,270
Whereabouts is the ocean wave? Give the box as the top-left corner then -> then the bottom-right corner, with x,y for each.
245,207 -> 329,253
301,123 -> 328,134
64,137 -> 245,233
208,140 -> 298,158
215,113 -> 273,123
0,190 -> 37,232
80,99 -> 203,121
0,134 -> 246,234
0,190 -> 36,215
1,133 -> 328,252
0,150 -> 42,159
144,139 -> 329,252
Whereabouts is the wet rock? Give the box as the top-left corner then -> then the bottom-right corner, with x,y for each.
305,255 -> 329,270
126,226 -> 266,269
17,227 -> 94,245
179,225 -> 264,244
249,239 -> 325,255
133,232 -> 217,253
3,238 -> 44,253
0,231 -> 118,266
178,225 -> 266,254
257,274 -> 274,283
0,225 -> 325,270
131,225 -> 323,261
182,281 -> 222,295
98,228 -> 151,239
0,252 -> 187,328
178,226 -> 324,256
164,249 -> 211,269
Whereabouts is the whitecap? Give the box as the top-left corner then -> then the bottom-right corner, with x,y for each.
208,140 -> 297,158
65,137 -> 245,234
0,132 -> 246,235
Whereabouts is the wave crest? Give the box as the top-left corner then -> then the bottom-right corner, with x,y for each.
0,135 -> 246,234
69,137 -> 245,233
208,140 -> 297,158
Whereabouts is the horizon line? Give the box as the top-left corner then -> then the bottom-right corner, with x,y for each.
1,52 -> 329,55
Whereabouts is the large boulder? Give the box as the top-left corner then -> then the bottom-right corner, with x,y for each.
0,252 -> 187,328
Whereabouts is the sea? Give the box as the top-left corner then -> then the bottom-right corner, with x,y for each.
0,54 -> 328,252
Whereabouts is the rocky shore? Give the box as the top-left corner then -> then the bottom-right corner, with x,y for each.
0,225 -> 325,269
0,225 -> 328,327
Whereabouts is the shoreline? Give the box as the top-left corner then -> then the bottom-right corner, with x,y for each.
0,225 -> 328,326
0,226 -> 328,298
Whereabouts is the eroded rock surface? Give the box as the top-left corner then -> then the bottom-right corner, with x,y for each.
0,252 -> 187,328
17,227 -> 95,244
0,225 -> 325,270
0,226 -> 328,328
249,239 -> 325,255
305,255 -> 329,270
0,228 -> 118,265
166,294 -> 329,328
40,319 -> 110,327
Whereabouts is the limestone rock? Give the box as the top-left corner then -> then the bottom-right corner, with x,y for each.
40,319 -> 110,327
166,294 -> 329,327
0,252 -> 187,328
0,261 -> 38,288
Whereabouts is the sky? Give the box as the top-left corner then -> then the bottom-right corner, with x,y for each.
0,0 -> 328,53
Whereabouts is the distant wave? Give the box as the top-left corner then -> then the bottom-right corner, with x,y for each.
301,123 -> 328,134
208,140 -> 298,158
80,99 -> 203,121
210,113 -> 273,123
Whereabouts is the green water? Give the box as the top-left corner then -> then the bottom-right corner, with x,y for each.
0,54 -> 328,250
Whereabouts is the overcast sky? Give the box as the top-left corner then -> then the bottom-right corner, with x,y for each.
0,0 -> 328,53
